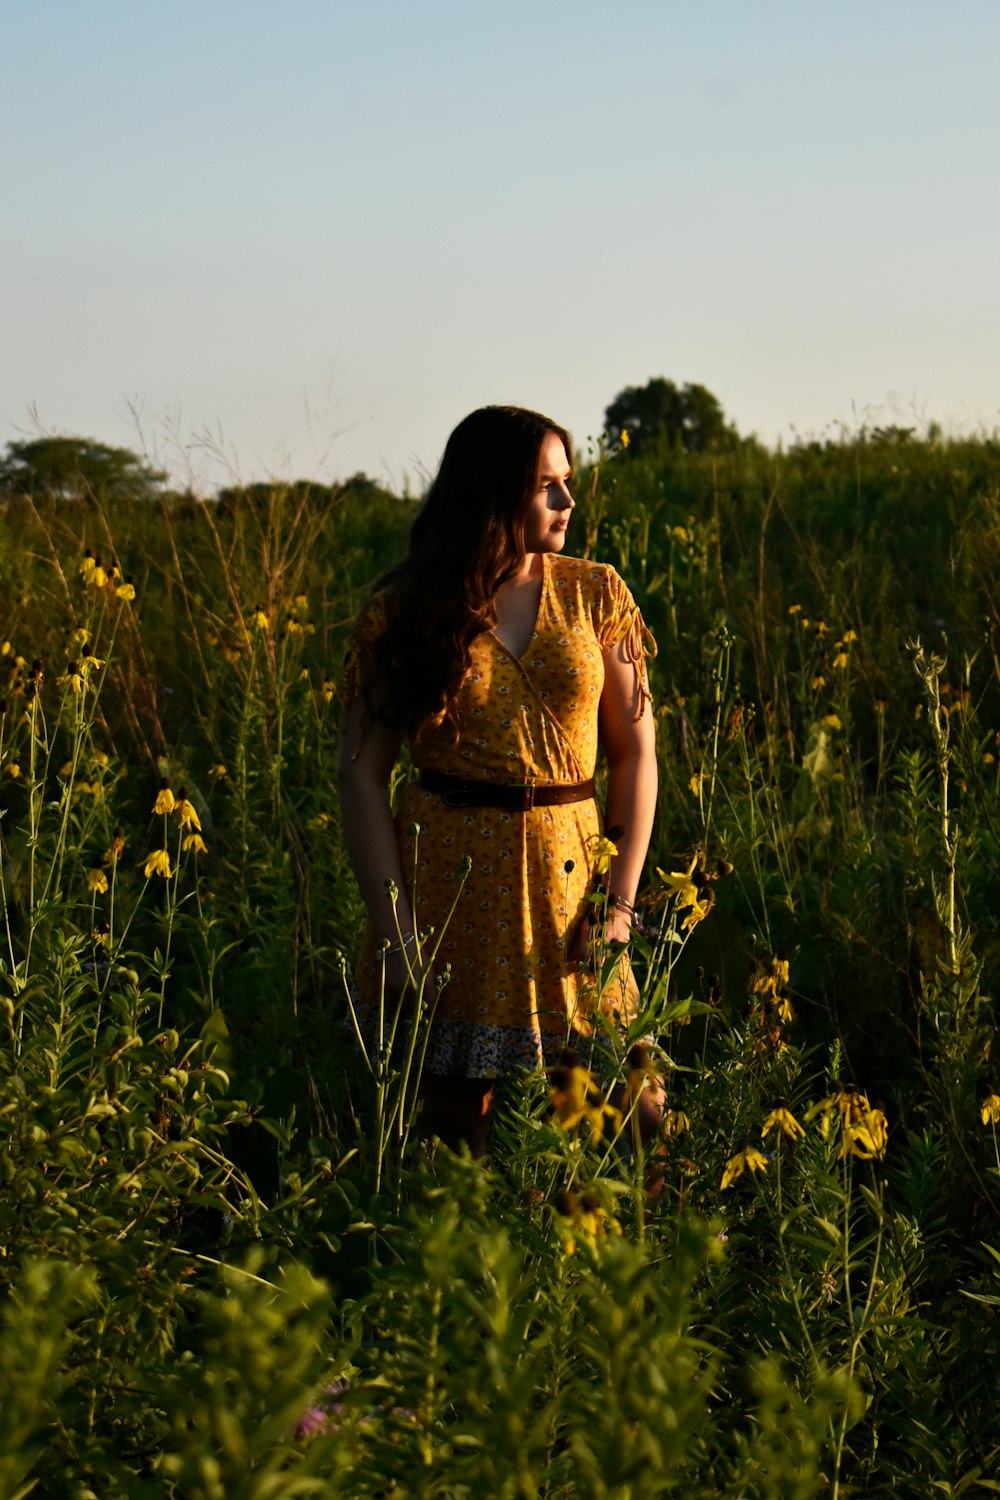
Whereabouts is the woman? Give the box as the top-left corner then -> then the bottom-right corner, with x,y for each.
337,406 -> 658,1156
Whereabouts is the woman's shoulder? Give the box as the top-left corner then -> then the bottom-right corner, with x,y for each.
549,553 -> 623,592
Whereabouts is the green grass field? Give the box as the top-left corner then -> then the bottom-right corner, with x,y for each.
2,428 -> 999,1496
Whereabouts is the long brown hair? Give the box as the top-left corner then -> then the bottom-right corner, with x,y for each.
364,405 -> 572,738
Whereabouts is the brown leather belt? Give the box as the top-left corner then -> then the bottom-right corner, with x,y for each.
417,769 -> 595,812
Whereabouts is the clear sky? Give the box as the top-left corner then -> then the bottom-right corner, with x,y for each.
3,0 -> 998,493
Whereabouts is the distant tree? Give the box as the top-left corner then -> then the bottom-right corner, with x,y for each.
604,378 -> 739,455
0,437 -> 167,503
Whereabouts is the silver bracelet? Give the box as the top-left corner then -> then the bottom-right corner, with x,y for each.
381,931 -> 416,959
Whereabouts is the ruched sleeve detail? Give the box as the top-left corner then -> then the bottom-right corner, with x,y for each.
596,568 -> 657,718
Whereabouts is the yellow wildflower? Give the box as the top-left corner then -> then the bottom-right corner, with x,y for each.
587,834 -> 618,875
681,893 -> 714,930
814,621 -> 829,636
832,651 -> 849,670
90,565 -> 108,590
689,772 -> 702,796
811,674 -> 826,690
663,1109 -> 690,1135
183,832 -> 207,855
762,1107 -> 805,1141
293,593 -> 309,613
252,608 -> 270,632
79,552 -> 96,579
59,666 -> 84,695
144,849 -> 172,879
620,428 -> 630,449
554,1188 -> 621,1256
721,1146 -> 769,1190
672,525 -> 690,544
549,1052 -> 622,1144
152,785 -> 176,815
654,853 -> 700,909
787,603 -> 802,615
822,714 -> 842,731
309,812 -> 331,830
173,796 -> 201,831
207,763 -> 227,781
104,831 -> 126,864
73,628 -> 91,645
3,762 -> 21,779
116,581 -> 136,602
980,1094 -> 1000,1126
86,868 -> 109,894
320,680 -> 336,703
92,925 -> 109,947
842,629 -> 858,644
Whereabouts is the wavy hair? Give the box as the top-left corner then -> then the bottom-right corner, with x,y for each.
364,405 -> 572,739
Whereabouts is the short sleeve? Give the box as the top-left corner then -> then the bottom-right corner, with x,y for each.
596,567 -> 657,717
339,591 -> 390,712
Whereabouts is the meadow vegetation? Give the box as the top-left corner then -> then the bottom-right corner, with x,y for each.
1,422 -> 1000,1495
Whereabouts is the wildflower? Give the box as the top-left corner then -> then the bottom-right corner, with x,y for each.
587,834 -> 619,875
549,1051 -> 622,1144
721,1146 -> 769,1190
762,1106 -> 806,1141
981,1094 -> 1000,1126
814,621 -> 829,636
3,762 -> 21,779
554,1187 -> 621,1256
59,664 -> 84,695
144,849 -> 173,879
90,564 -> 108,590
681,892 -> 714,930
116,580 -> 136,602
152,784 -> 176,815
620,428 -> 630,449
173,793 -> 201,831
841,1102 -> 888,1160
73,628 -> 90,645
79,551 -> 96,579
663,1109 -> 690,1135
874,697 -> 887,715
104,830 -> 125,863
787,603 -> 802,615
689,772 -> 702,796
654,853 -> 700,909
92,924 -> 110,947
811,674 -> 826,690
207,763 -> 227,781
320,680 -> 336,703
294,593 -> 309,613
776,993 -> 796,1024
183,832 -> 207,855
832,651 -> 849,670
86,868 -> 109,894
309,812 -> 331,830
822,713 -> 842,731
842,629 -> 858,644
252,608 -> 270,632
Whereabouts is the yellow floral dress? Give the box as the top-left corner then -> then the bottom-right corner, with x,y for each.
340,553 -> 655,1077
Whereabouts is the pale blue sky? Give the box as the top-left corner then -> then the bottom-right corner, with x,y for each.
3,0 -> 998,492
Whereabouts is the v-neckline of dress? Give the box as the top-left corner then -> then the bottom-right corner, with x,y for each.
491,553 -> 548,663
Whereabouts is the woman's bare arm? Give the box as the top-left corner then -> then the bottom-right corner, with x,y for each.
336,696 -> 414,946
597,636 -> 658,939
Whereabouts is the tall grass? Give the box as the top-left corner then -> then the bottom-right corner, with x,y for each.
1,428 -> 999,1494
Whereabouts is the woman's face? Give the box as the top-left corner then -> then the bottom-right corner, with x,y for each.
522,431 -> 574,554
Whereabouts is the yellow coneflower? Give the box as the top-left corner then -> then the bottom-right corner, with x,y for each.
104,830 -> 125,864
59,665 -> 84,695
79,552 -> 96,579
549,1053 -> 622,1144
73,627 -> 91,645
86,868 -> 108,894
787,603 -> 802,616
207,763 -> 227,781
762,1106 -> 805,1141
721,1146 -> 769,1190
183,832 -> 207,855
90,564 -> 108,590
653,853 -> 700,909
842,629 -> 858,644
681,893 -> 714,931
832,651 -> 849,670
689,772 -> 703,796
173,795 -> 201,832
309,812 -> 331,830
980,1094 -> 1000,1126
620,428 -> 630,449
811,674 -> 826,691
3,762 -> 21,779
153,785 -> 176,815
252,608 -> 270,632
92,924 -> 110,947
116,581 -> 136,602
144,849 -> 172,879
320,681 -> 336,704
822,713 -> 843,731
586,834 -> 619,875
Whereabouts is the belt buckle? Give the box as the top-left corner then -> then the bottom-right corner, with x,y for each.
524,781 -> 535,812
441,787 -> 472,809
